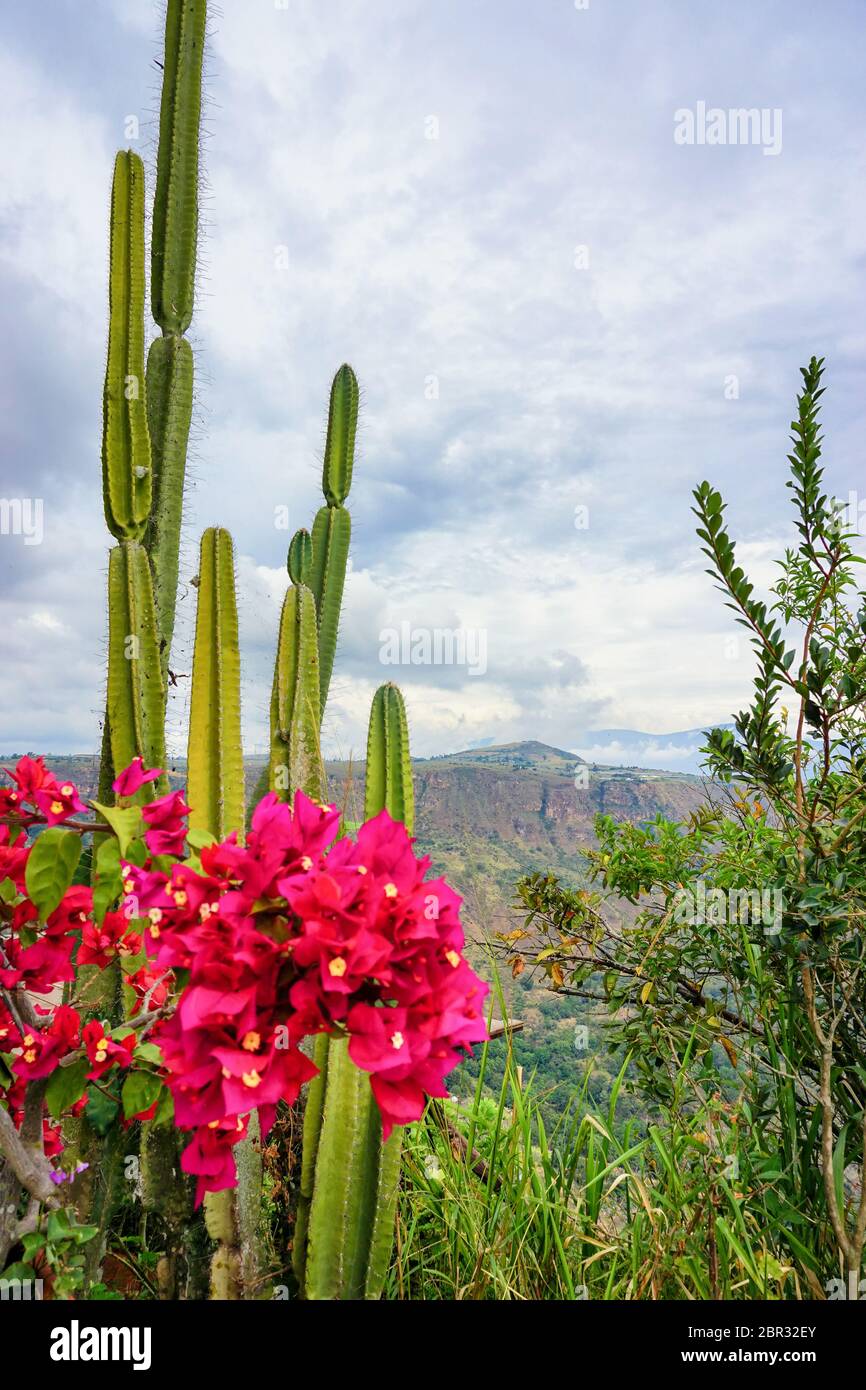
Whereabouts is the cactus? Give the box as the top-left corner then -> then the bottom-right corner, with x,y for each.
102,152 -> 152,542
309,365 -> 358,716
105,543 -> 167,791
151,0 -> 205,337
268,582 -> 323,801
145,334 -> 194,678
298,684 -> 414,1300
187,528 -> 244,837
287,527 -> 313,586
145,0 -> 204,672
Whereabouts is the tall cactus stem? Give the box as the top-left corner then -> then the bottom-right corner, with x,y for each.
106,542 -> 167,790
304,1036 -> 377,1300
102,151 -> 151,542
291,1030 -> 329,1288
322,363 -> 359,506
186,525 -> 258,1295
268,584 -> 324,801
151,0 -> 206,336
365,682 -> 415,831
145,334 -> 194,676
309,504 -> 351,718
187,527 -> 244,838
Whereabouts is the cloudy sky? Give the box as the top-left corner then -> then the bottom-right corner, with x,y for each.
1,0 -> 864,770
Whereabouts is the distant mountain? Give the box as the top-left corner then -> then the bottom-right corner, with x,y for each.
573,726 -> 735,776
425,739 -> 585,774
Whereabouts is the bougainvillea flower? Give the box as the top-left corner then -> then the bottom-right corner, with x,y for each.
141,789 -> 192,857
82,1020 -> 136,1080
112,757 -> 163,799
7,755 -> 55,800
13,1006 -> 81,1079
0,1002 -> 23,1051
33,780 -> 87,826
77,910 -> 141,968
180,1118 -> 248,1205
46,884 -> 93,936
0,786 -> 31,825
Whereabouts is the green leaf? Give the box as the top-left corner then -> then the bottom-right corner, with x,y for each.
93,835 -> 123,924
121,1070 -> 164,1119
24,827 -> 81,918
186,828 -> 217,851
45,1059 -> 89,1119
91,801 -> 143,857
84,1085 -> 119,1136
0,876 -> 18,904
46,1208 -> 72,1242
153,1084 -> 175,1128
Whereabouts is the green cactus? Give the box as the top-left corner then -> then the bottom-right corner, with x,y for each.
268,582 -> 323,801
145,334 -> 194,678
105,542 -> 167,790
322,362 -> 359,505
151,0 -> 205,336
299,683 -> 414,1300
287,527 -> 313,586
309,365 -> 358,717
365,682 -> 415,831
187,528 -> 244,837
102,151 -> 151,542
146,0 -> 203,671
187,526 -> 265,1299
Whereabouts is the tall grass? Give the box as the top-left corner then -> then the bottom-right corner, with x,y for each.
389,1036 -> 822,1300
